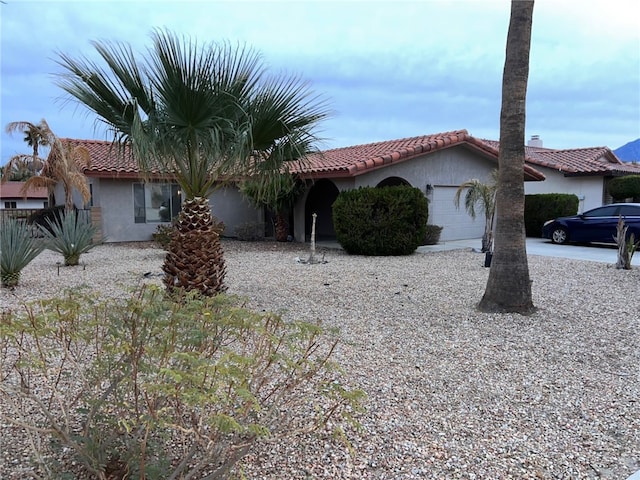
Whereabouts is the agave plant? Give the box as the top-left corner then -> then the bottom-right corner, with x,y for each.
40,211 -> 99,266
0,218 -> 45,288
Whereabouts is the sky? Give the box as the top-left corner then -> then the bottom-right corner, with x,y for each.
1,0 -> 639,166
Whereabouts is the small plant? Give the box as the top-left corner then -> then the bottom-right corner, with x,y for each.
0,286 -> 365,479
614,216 -> 640,270
422,224 -> 443,245
39,210 -> 100,265
0,218 -> 45,288
235,221 -> 265,241
152,223 -> 173,250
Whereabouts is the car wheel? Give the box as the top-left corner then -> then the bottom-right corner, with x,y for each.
551,227 -> 568,244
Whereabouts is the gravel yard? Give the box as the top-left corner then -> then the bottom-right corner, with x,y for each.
1,239 -> 639,479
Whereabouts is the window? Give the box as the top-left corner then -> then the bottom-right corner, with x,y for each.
584,205 -> 619,217
133,183 -> 182,223
4,201 -> 17,209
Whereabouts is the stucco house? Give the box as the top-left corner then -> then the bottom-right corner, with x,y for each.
483,136 -> 640,213
0,182 -> 48,210
60,130 -> 545,243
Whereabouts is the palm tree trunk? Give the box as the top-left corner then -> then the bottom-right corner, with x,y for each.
274,211 -> 289,242
479,0 -> 535,314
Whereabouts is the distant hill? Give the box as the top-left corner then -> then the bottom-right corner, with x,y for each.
614,138 -> 640,162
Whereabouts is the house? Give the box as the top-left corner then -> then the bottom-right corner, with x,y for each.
0,182 -> 48,210
482,136 -> 640,213
61,130 -> 545,243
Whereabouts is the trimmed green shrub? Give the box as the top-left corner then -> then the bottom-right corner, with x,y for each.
422,224 -> 443,245
524,193 -> 579,237
332,185 -> 428,255
0,286 -> 365,479
608,175 -> 640,201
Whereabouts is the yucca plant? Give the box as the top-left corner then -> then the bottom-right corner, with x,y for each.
0,218 -> 45,288
40,211 -> 99,266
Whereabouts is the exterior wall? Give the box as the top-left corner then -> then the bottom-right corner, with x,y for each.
94,178 -> 261,242
293,146 -> 496,242
524,166 -> 604,213
0,198 -> 47,209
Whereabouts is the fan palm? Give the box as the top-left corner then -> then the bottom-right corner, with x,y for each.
55,29 -> 329,295
454,169 -> 498,253
2,119 -> 53,182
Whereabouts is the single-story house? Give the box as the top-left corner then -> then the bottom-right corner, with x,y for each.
0,182 -> 49,210
482,136 -> 640,213
59,130 -> 545,243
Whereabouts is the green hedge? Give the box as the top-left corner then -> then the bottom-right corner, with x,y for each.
332,186 -> 428,255
524,193 -> 579,237
608,175 -> 640,201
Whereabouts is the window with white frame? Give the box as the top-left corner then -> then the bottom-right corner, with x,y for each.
4,201 -> 17,209
133,183 -> 181,223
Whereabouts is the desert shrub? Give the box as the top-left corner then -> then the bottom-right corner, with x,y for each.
0,217 -> 45,288
608,175 -> 640,202
524,193 -> 579,237
333,186 -> 428,255
39,210 -> 101,265
28,205 -> 66,234
235,221 -> 265,241
0,286 -> 364,479
422,224 -> 443,245
152,223 -> 173,250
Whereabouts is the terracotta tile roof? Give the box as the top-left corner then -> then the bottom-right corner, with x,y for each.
0,181 -> 48,199
481,139 -> 640,176
295,129 -> 545,181
60,131 -> 546,181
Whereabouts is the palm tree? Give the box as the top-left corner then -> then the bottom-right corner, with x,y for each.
55,29 -> 329,296
2,119 -> 53,182
478,0 -> 535,314
454,170 -> 497,253
21,136 -> 91,211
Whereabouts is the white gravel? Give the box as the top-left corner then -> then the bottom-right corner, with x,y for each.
1,240 -> 639,479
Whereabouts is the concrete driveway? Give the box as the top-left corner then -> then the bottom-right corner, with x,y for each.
417,237 -> 640,266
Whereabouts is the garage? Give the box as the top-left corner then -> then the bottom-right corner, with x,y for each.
429,186 -> 484,241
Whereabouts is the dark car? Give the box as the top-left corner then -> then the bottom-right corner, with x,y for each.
542,203 -> 640,245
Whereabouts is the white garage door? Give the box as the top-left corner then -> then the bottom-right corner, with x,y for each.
430,186 -> 484,241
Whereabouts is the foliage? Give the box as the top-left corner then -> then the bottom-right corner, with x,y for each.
332,186 -> 428,256
0,286 -> 365,479
607,175 -> 640,202
422,224 -> 443,245
235,222 -> 266,241
1,119 -> 52,182
524,193 -> 579,237
0,218 -> 45,288
454,170 -> 497,253
614,216 -> 640,270
28,205 -> 66,234
39,210 -> 100,266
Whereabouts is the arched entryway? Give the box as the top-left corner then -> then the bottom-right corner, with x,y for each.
304,179 -> 340,241
376,176 -> 411,188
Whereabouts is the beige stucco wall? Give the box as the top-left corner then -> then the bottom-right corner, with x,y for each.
524,166 -> 604,213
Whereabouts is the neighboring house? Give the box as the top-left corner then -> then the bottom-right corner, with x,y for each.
59,130 -> 546,243
483,136 -> 640,213
0,181 -> 48,210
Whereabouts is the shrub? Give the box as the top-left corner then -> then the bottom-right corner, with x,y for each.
0,286 -> 365,479
152,223 -> 173,250
422,224 -> 443,245
28,205 -> 66,235
333,186 -> 428,255
39,210 -> 101,265
235,221 -> 265,241
0,218 -> 45,288
608,175 -> 640,202
524,193 -> 579,237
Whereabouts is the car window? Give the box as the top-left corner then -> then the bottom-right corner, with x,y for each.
583,205 -> 620,217
619,205 -> 640,216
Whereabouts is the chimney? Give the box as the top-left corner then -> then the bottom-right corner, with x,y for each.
528,135 -> 543,147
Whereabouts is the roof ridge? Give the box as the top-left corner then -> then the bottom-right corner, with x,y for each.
321,129 -> 469,153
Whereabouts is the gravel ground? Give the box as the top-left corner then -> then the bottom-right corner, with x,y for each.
1,239 -> 639,479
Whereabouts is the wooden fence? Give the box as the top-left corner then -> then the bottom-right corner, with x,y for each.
0,208 -> 94,239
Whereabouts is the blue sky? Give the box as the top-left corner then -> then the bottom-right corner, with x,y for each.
1,0 -> 639,165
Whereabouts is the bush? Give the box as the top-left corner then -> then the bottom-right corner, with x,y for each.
524,193 -> 579,237
0,286 -> 365,479
0,218 -> 45,288
235,221 -> 265,241
28,205 -> 66,235
333,186 -> 428,255
422,224 -> 443,245
608,175 -> 640,201
39,210 -> 101,265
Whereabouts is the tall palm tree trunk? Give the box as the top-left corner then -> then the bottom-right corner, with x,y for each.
479,0 -> 535,314
163,197 -> 227,295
